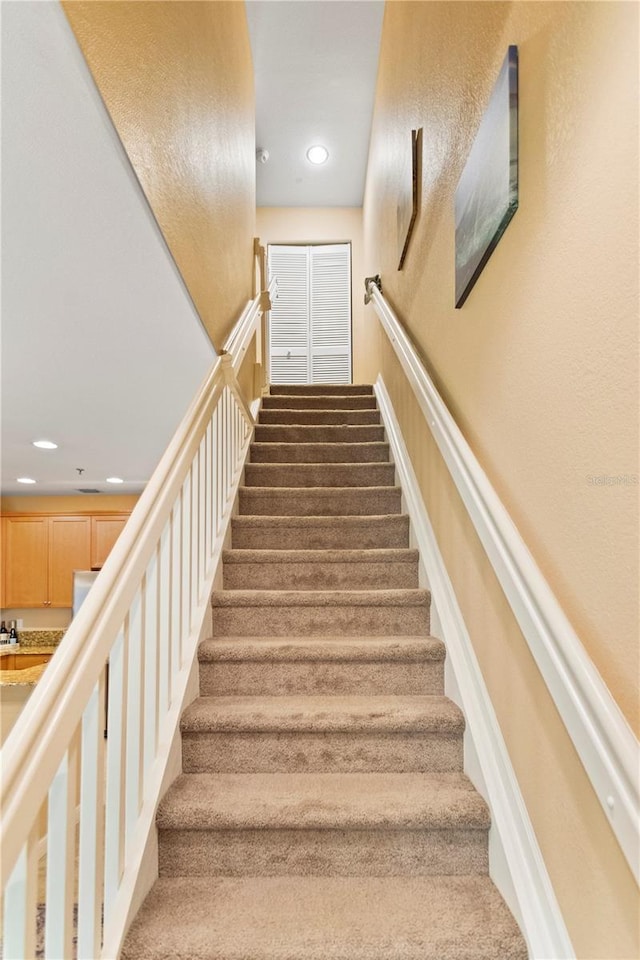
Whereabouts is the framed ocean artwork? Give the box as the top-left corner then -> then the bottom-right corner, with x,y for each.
455,46 -> 518,307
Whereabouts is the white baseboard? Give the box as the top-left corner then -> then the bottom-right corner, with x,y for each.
375,376 -> 574,960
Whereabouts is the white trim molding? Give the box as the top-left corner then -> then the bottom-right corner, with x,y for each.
367,281 -> 640,887
376,377 -> 574,959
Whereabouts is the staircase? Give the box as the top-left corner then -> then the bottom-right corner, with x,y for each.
122,385 -> 527,960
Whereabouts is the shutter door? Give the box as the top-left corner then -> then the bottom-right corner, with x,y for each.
268,245 -> 310,384
267,243 -> 352,385
310,244 -> 352,384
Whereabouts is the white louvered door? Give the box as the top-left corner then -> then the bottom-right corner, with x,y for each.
268,243 -> 352,384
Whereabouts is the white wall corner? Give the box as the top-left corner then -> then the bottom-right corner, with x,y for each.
375,375 -> 575,960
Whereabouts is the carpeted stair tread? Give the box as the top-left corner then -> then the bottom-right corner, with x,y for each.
157,771 -> 490,831
254,424 -> 385,443
238,486 -> 402,516
199,635 -> 445,662
244,462 -> 396,487
231,514 -> 410,549
121,875 -> 527,960
270,384 -> 374,395
222,548 -> 418,565
258,409 -> 381,425
262,394 -> 378,410
222,550 -> 419,590
180,695 -> 463,734
249,441 -> 389,462
211,588 -> 430,608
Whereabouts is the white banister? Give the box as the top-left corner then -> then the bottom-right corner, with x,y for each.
0,288 -> 267,957
365,278 -> 640,886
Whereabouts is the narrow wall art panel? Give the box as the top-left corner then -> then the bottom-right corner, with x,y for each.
397,128 -> 422,270
455,46 -> 518,307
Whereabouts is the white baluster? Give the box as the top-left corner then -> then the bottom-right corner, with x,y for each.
45,731 -> 79,959
158,520 -> 172,716
171,499 -> 182,683
181,471 -> 192,650
2,824 -> 39,960
78,672 -> 106,960
104,627 -> 128,921
144,551 -> 159,781
125,590 -> 144,849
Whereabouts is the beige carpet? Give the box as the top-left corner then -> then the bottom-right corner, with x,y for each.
122,384 -> 527,960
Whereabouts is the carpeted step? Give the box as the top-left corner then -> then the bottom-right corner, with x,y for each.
231,515 -> 410,549
221,548 -> 419,591
156,771 -> 490,878
270,384 -> 373,395
238,486 -> 402,516
254,424 -> 385,443
262,394 -> 378,410
244,462 -> 396,488
249,441 -> 389,462
198,635 -> 444,696
258,408 -> 381,425
121,875 -> 528,960
210,588 -> 430,637
180,694 -> 462,773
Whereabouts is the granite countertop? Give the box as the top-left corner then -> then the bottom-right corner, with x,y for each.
0,639 -> 61,687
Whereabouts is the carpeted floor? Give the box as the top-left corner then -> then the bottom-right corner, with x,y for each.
121,384 -> 528,960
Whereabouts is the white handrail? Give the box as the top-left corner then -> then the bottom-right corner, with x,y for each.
366,278 -> 640,885
0,290 -> 266,957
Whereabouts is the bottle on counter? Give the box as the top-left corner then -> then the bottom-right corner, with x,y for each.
0,621 -> 8,644
8,621 -> 18,645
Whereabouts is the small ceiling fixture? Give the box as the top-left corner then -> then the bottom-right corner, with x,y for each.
33,439 -> 58,450
306,145 -> 329,165
106,477 -> 124,484
17,477 -> 36,484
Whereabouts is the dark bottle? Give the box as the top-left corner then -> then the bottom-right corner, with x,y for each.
8,622 -> 18,644
0,620 -> 7,643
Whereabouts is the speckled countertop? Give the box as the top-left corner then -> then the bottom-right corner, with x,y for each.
0,634 -> 63,687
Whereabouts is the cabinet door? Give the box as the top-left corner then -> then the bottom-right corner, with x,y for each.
91,516 -> 129,569
4,517 -> 49,607
49,517 -> 91,607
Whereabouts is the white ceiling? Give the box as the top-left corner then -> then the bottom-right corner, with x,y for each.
247,0 -> 384,207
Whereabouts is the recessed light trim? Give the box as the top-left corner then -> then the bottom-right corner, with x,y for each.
33,440 -> 58,450
306,145 -> 329,165
106,477 -> 124,484
17,477 -> 37,484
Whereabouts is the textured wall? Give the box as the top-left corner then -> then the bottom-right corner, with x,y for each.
256,208 -> 368,382
63,0 -> 256,349
363,2 -> 638,956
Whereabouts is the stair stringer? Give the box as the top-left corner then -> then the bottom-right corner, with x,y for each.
374,375 -> 574,960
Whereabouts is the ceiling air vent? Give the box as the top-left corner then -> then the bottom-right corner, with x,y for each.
77,488 -> 101,494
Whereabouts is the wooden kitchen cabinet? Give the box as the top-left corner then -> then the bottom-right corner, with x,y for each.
3,516 -> 90,608
0,653 -> 52,671
91,515 -> 129,569
3,516 -> 49,608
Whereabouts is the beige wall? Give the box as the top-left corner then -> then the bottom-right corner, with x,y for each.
256,207 -> 368,383
363,2 -> 639,957
63,0 -> 256,349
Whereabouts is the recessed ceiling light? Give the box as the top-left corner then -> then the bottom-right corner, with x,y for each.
306,145 -> 329,165
17,477 -> 37,484
106,477 -> 124,484
33,440 -> 58,450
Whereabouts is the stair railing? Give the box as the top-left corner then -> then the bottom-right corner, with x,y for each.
0,283 -> 273,959
364,277 -> 640,886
